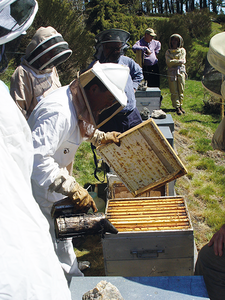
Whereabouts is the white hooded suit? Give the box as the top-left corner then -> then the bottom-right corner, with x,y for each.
0,81 -> 72,299
28,62 -> 129,283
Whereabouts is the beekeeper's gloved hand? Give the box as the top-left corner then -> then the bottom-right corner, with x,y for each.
101,131 -> 120,145
89,129 -> 121,147
49,169 -> 98,213
69,182 -> 98,213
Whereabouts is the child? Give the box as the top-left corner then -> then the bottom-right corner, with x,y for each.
165,34 -> 187,115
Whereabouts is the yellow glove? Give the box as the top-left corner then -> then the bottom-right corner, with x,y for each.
69,182 -> 98,213
49,169 -> 98,213
101,131 -> 121,145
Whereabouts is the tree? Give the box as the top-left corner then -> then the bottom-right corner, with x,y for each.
17,0 -> 95,84
85,0 -> 129,34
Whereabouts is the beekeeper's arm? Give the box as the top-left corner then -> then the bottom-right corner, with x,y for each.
49,168 -> 98,213
165,48 -> 186,68
208,224 -> 225,257
127,58 -> 144,91
48,121 -> 120,210
49,129 -> 120,212
154,40 -> 161,55
29,110 -> 98,213
10,66 -> 33,119
132,39 -> 148,53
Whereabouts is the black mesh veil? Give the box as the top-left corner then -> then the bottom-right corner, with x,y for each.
0,0 -> 38,72
202,57 -> 224,98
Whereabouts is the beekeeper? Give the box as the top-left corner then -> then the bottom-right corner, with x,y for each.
10,26 -> 72,119
195,31 -> 225,300
132,27 -> 161,88
28,61 -> 129,284
165,34 -> 187,115
0,0 -> 71,299
89,28 -> 143,133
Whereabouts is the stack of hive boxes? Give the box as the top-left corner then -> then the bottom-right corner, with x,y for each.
135,87 -> 161,116
96,118 -> 194,277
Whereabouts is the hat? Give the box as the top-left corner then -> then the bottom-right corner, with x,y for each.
145,28 -> 156,37
0,0 -> 38,45
95,29 -> 130,45
207,32 -> 225,76
25,26 -> 72,70
79,61 -> 129,107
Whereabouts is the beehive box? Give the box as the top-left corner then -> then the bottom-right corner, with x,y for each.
107,172 -> 169,199
109,182 -> 168,199
102,196 -> 194,277
136,87 -> 161,115
97,118 -> 187,196
154,114 -> 175,135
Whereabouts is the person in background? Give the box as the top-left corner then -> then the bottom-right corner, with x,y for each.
132,28 -> 161,88
10,26 -> 72,120
28,61 -> 129,285
165,33 -> 187,116
0,0 -> 71,299
89,28 -> 143,133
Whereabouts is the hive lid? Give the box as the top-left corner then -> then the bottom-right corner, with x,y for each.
136,87 -> 161,98
97,118 -> 187,197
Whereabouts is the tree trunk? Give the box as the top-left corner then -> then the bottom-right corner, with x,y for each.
176,0 -> 180,13
203,0 -> 207,9
211,0 -> 218,13
171,0 -> 174,13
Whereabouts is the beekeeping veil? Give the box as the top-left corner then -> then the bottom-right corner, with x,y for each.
202,32 -> 225,99
24,26 -> 72,71
70,61 -> 129,134
169,33 -> 184,49
94,28 -> 130,62
0,0 -> 38,72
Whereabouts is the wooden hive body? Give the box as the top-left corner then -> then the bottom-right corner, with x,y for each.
102,196 -> 194,277
135,87 -> 161,115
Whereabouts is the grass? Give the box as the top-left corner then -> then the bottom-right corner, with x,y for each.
160,78 -> 225,248
73,235 -> 105,276
73,142 -> 106,188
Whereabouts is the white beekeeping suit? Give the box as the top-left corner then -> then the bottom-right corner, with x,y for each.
0,1 -> 71,299
208,32 -> 225,152
28,61 -> 129,285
